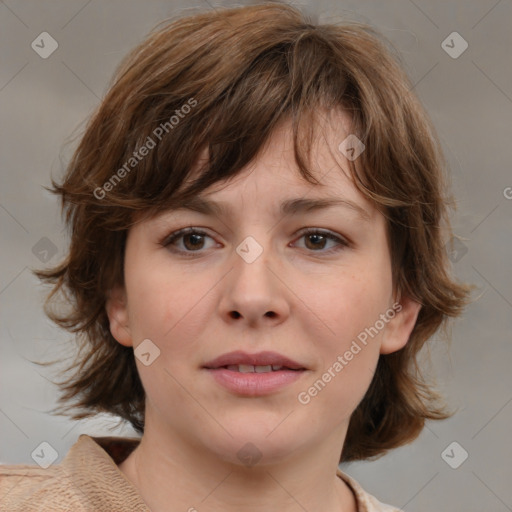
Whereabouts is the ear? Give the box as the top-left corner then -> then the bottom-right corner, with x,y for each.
380,293 -> 422,355
105,285 -> 133,347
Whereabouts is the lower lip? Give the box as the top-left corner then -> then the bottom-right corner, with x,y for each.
204,368 -> 306,396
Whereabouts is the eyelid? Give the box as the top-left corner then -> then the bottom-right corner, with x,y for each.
294,227 -> 351,247
161,226 -> 351,255
160,226 -> 215,247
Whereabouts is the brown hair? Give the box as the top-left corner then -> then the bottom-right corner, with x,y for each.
34,1 -> 472,462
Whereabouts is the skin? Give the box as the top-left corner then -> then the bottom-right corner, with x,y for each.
107,109 -> 422,512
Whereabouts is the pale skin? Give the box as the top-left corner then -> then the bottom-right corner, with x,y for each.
107,109 -> 421,512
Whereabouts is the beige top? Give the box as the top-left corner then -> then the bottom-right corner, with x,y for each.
0,435 -> 402,511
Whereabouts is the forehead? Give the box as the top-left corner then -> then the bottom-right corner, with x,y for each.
170,109 -> 379,223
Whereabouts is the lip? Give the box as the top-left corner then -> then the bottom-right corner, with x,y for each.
203,350 -> 306,370
205,367 -> 306,396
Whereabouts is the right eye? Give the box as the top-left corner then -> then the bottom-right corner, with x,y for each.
161,227 -> 217,256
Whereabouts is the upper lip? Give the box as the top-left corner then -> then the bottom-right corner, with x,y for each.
203,351 -> 306,370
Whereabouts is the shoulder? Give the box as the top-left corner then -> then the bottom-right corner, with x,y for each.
337,468 -> 404,512
0,434 -> 146,512
0,463 -> 85,511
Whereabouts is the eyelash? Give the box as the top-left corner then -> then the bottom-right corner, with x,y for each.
161,227 -> 349,257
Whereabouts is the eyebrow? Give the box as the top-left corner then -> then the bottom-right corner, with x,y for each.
175,195 -> 371,222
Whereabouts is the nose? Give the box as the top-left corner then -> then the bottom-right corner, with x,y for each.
218,237 -> 290,329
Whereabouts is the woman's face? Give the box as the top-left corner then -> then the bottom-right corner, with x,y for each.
107,111 -> 421,467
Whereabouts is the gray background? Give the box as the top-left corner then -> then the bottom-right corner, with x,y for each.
1,1 -> 511,510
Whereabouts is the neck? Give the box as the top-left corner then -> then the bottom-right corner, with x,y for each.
118,420 -> 357,512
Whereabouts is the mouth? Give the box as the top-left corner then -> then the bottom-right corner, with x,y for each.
203,367 -> 306,396
217,364 -> 304,373
203,350 -> 307,371
202,351 -> 307,396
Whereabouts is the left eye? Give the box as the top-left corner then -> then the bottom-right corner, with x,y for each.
294,228 -> 348,253
162,228 -> 348,255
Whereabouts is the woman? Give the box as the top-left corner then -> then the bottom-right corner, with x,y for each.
0,3 -> 471,510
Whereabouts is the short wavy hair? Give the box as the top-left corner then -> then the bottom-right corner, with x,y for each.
34,2 -> 472,462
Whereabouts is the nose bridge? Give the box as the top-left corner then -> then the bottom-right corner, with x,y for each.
232,231 -> 275,291
219,228 -> 289,324
226,208 -> 275,263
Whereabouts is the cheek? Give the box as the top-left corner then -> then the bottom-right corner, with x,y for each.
125,270 -> 170,341
125,256 -> 214,365
297,262 -> 391,409
314,266 -> 392,349
297,289 -> 385,419
123,265 -> 208,409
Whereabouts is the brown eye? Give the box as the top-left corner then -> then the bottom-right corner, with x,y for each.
162,228 -> 215,254
162,227 -> 349,258
181,232 -> 206,251
294,229 -> 348,254
304,233 -> 328,250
